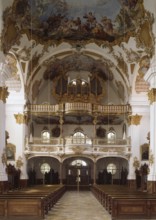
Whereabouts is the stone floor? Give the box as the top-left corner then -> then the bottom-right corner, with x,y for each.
44,191 -> 111,220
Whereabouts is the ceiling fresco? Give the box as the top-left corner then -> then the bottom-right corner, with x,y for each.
1,0 -> 153,51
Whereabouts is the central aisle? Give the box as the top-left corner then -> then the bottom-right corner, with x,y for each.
45,191 -> 111,220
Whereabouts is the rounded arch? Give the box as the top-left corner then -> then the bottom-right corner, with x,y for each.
96,156 -> 129,185
62,155 -> 94,163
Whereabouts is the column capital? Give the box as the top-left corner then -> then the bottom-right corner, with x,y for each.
148,88 -> 156,104
128,114 -> 142,125
14,113 -> 28,124
0,86 -> 9,103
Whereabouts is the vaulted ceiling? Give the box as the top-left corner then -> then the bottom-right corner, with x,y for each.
1,0 -> 154,104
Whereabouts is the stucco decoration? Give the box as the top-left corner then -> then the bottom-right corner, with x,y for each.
14,113 -> 28,124
128,114 -> 142,125
0,87 -> 9,103
148,88 -> 156,104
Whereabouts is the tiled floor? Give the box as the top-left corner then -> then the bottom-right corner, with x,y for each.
44,191 -> 111,220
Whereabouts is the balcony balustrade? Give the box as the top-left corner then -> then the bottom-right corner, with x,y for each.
27,103 -> 131,115
25,136 -> 131,158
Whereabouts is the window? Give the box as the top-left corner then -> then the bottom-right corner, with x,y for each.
73,131 -> 85,144
40,163 -> 50,174
41,130 -> 50,143
107,128 -> 116,144
70,159 -> 87,167
107,163 -> 116,175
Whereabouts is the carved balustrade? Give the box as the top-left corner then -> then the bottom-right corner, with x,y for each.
27,103 -> 131,115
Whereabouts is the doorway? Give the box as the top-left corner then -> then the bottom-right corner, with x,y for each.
65,158 -> 92,189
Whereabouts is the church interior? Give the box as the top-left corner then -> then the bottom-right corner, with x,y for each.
0,0 -> 156,219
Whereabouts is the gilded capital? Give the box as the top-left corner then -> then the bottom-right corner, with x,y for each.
148,88 -> 156,104
14,113 -> 28,124
128,114 -> 142,125
0,87 -> 9,103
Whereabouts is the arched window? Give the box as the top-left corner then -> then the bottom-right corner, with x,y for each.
41,130 -> 50,143
72,130 -> 92,144
40,163 -> 50,174
107,163 -> 116,175
70,159 -> 87,167
107,128 -> 116,144
73,131 -> 85,144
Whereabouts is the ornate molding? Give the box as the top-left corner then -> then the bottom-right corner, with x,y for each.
0,87 -> 9,103
148,88 -> 156,104
128,114 -> 142,125
14,113 -> 28,124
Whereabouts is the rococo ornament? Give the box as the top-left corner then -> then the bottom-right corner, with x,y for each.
14,113 -> 28,124
0,87 -> 9,103
128,114 -> 142,125
148,88 -> 156,104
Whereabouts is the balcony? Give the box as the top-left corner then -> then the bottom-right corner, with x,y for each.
25,136 -> 131,158
27,103 -> 131,116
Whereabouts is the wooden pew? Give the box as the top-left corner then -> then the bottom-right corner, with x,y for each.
91,184 -> 156,220
0,184 -> 66,219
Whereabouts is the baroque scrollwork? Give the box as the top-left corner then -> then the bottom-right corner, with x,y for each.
128,114 -> 142,125
0,87 -> 9,103
14,113 -> 28,124
148,88 -> 156,104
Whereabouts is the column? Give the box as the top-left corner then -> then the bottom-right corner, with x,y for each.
127,114 -> 142,189
144,66 -> 156,192
14,113 -> 28,187
0,86 -> 9,191
147,88 -> 156,190
59,161 -> 63,184
93,160 -> 96,185
59,114 -> 64,138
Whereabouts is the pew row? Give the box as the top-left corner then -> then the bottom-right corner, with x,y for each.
0,184 -> 65,219
91,185 -> 156,220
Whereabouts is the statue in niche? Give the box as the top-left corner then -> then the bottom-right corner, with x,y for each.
96,126 -> 106,138
52,126 -> 60,137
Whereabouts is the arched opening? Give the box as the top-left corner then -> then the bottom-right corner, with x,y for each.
27,157 -> 60,185
63,157 -> 93,190
97,157 -> 128,185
